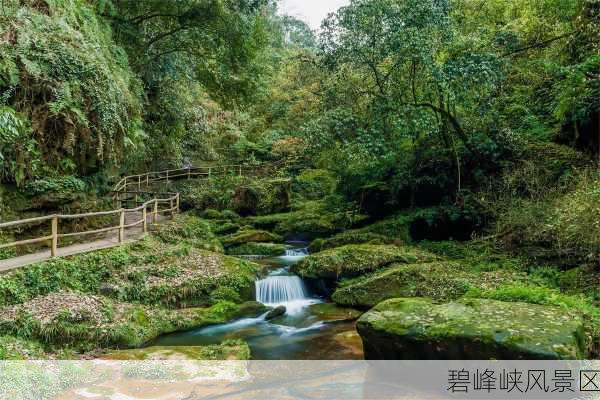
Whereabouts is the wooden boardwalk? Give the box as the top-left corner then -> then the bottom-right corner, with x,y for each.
0,165 -> 246,272
0,211 -> 166,272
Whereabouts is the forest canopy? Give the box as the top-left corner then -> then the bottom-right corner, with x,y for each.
0,0 -> 598,218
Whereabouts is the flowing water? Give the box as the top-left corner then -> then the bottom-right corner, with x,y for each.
151,244 -> 363,359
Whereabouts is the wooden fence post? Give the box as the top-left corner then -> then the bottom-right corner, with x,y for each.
170,198 -> 174,219
123,177 -> 127,192
51,216 -> 58,257
208,167 -> 211,179
142,205 -> 147,234
187,167 -> 191,180
146,174 -> 149,187
176,193 -> 180,213
119,209 -> 125,243
153,199 -> 158,223
138,175 -> 141,190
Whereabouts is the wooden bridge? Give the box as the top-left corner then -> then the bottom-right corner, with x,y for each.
0,165 -> 247,271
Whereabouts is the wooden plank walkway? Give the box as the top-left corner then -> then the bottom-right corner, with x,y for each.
0,211 -> 166,272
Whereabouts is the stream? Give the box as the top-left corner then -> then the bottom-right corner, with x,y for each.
152,245 -> 364,359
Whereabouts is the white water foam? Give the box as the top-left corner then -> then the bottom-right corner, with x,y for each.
255,275 -> 318,315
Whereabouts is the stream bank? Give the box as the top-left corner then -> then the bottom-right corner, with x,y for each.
151,246 -> 364,359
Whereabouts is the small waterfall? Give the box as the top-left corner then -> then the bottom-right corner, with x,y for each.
255,275 -> 316,315
284,247 -> 309,257
256,276 -> 308,304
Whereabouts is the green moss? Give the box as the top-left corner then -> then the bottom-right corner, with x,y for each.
202,209 -> 224,219
332,261 -> 525,308
464,283 -> 599,356
245,200 -> 365,239
308,231 -> 388,252
357,297 -> 588,359
213,222 -> 241,235
0,294 -> 266,354
101,340 -> 250,360
226,242 -> 287,256
221,229 -> 283,247
292,244 -> 438,280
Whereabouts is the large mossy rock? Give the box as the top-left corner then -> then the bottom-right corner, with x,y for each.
357,297 -> 587,360
245,200 -> 365,240
226,242 -> 287,256
308,231 -> 388,253
221,229 -> 283,247
291,244 -> 437,280
332,262 -> 525,308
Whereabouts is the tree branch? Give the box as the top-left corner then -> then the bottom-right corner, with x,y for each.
501,31 -> 577,58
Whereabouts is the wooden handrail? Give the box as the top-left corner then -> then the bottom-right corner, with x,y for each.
0,164 -> 245,263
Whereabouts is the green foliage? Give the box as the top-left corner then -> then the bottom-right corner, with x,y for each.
154,214 -> 223,252
24,176 -> 86,198
295,169 -> 337,200
0,0 -> 143,179
0,106 -> 39,185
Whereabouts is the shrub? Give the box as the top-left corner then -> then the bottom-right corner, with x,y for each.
295,169 -> 337,200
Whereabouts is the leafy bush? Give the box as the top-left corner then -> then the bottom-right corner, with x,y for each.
24,176 -> 86,196
0,0 -> 143,181
295,169 -> 337,200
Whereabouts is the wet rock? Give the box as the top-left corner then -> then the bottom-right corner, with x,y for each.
333,330 -> 364,358
292,244 -> 437,280
357,297 -> 588,360
307,303 -> 362,322
237,301 -> 269,318
265,305 -> 286,320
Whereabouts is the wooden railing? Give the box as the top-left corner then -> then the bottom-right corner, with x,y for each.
112,165 -> 247,193
0,193 -> 180,257
0,164 -> 249,262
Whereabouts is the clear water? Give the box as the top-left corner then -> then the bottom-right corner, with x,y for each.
151,246 -> 363,359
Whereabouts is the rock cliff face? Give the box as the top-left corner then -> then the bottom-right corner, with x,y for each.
357,297 -> 587,360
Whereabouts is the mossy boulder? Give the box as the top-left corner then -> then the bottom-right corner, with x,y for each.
101,341 -> 250,360
332,262 -> 525,308
221,229 -> 282,247
212,222 -> 241,235
357,297 -> 587,360
202,209 -> 224,219
245,200 -> 365,240
227,242 -> 287,256
265,305 -> 286,320
291,244 -> 437,280
308,231 -> 388,253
